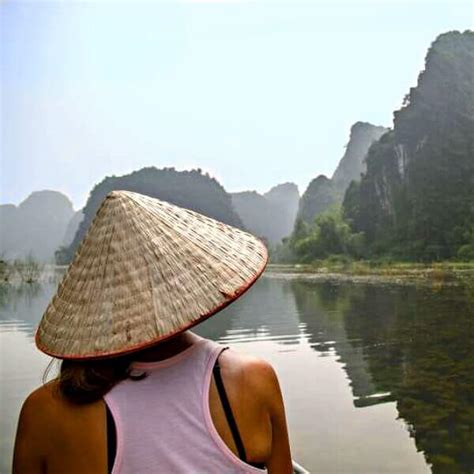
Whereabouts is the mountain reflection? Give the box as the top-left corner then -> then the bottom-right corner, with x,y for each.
291,280 -> 474,474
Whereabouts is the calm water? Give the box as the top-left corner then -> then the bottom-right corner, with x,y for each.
1,274 -> 473,473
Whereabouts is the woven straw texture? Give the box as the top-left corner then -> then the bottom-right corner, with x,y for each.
36,190 -> 267,359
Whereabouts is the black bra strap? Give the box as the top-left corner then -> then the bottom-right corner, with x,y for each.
105,404 -> 116,474
213,349 -> 248,463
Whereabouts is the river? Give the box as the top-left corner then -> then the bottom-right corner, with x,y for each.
1,273 -> 473,473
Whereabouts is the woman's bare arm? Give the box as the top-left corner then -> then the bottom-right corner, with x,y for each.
13,389 -> 47,474
256,360 -> 293,474
218,349 -> 293,472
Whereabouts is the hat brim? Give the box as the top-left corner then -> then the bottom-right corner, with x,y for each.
35,241 -> 268,361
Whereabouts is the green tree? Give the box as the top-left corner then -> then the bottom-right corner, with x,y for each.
290,207 -> 366,262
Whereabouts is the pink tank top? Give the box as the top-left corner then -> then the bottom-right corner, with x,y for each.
104,336 -> 266,473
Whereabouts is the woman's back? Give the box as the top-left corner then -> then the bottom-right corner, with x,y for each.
13,334 -> 292,473
104,336 -> 267,473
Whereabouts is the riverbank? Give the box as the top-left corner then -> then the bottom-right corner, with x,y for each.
266,262 -> 474,287
2,262 -> 473,288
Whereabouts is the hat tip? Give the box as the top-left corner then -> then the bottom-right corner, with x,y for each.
106,189 -> 133,200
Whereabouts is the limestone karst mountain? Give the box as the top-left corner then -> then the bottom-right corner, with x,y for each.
231,183 -> 300,245
343,30 -> 474,260
264,183 -> 300,238
295,175 -> 337,225
296,122 -> 387,226
0,190 -> 75,262
57,167 -> 244,264
61,210 -> 84,247
332,121 -> 389,194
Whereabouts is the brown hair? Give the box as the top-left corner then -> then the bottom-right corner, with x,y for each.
56,356 -> 146,404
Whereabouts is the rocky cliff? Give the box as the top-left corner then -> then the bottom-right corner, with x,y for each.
296,121 -> 386,226
343,31 -> 474,260
332,121 -> 388,194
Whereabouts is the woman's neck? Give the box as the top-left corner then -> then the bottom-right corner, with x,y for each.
132,331 -> 200,362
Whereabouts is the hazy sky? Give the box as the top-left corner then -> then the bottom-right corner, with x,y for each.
1,0 -> 472,210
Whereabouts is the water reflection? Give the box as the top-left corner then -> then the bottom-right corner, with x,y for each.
0,282 -> 57,336
290,281 -> 474,473
197,277 -> 302,345
1,276 -> 473,472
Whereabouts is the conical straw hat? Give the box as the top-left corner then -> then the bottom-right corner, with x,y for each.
36,190 -> 268,359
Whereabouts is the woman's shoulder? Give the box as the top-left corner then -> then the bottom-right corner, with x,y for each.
20,380 -> 60,418
14,381 -> 108,472
17,381 -> 65,436
220,348 -> 278,377
14,381 -> 62,462
217,348 -> 282,406
18,379 -> 101,428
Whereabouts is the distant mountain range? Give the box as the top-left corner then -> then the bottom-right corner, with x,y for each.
0,190 -> 75,262
6,32 -> 468,264
231,183 -> 300,245
0,119 -> 388,263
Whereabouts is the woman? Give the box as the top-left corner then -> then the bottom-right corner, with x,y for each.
13,190 -> 293,473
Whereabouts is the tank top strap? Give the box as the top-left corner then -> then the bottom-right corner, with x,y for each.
196,337 -> 226,383
200,336 -> 229,363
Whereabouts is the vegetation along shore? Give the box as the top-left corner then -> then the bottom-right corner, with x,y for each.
267,262 -> 474,288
